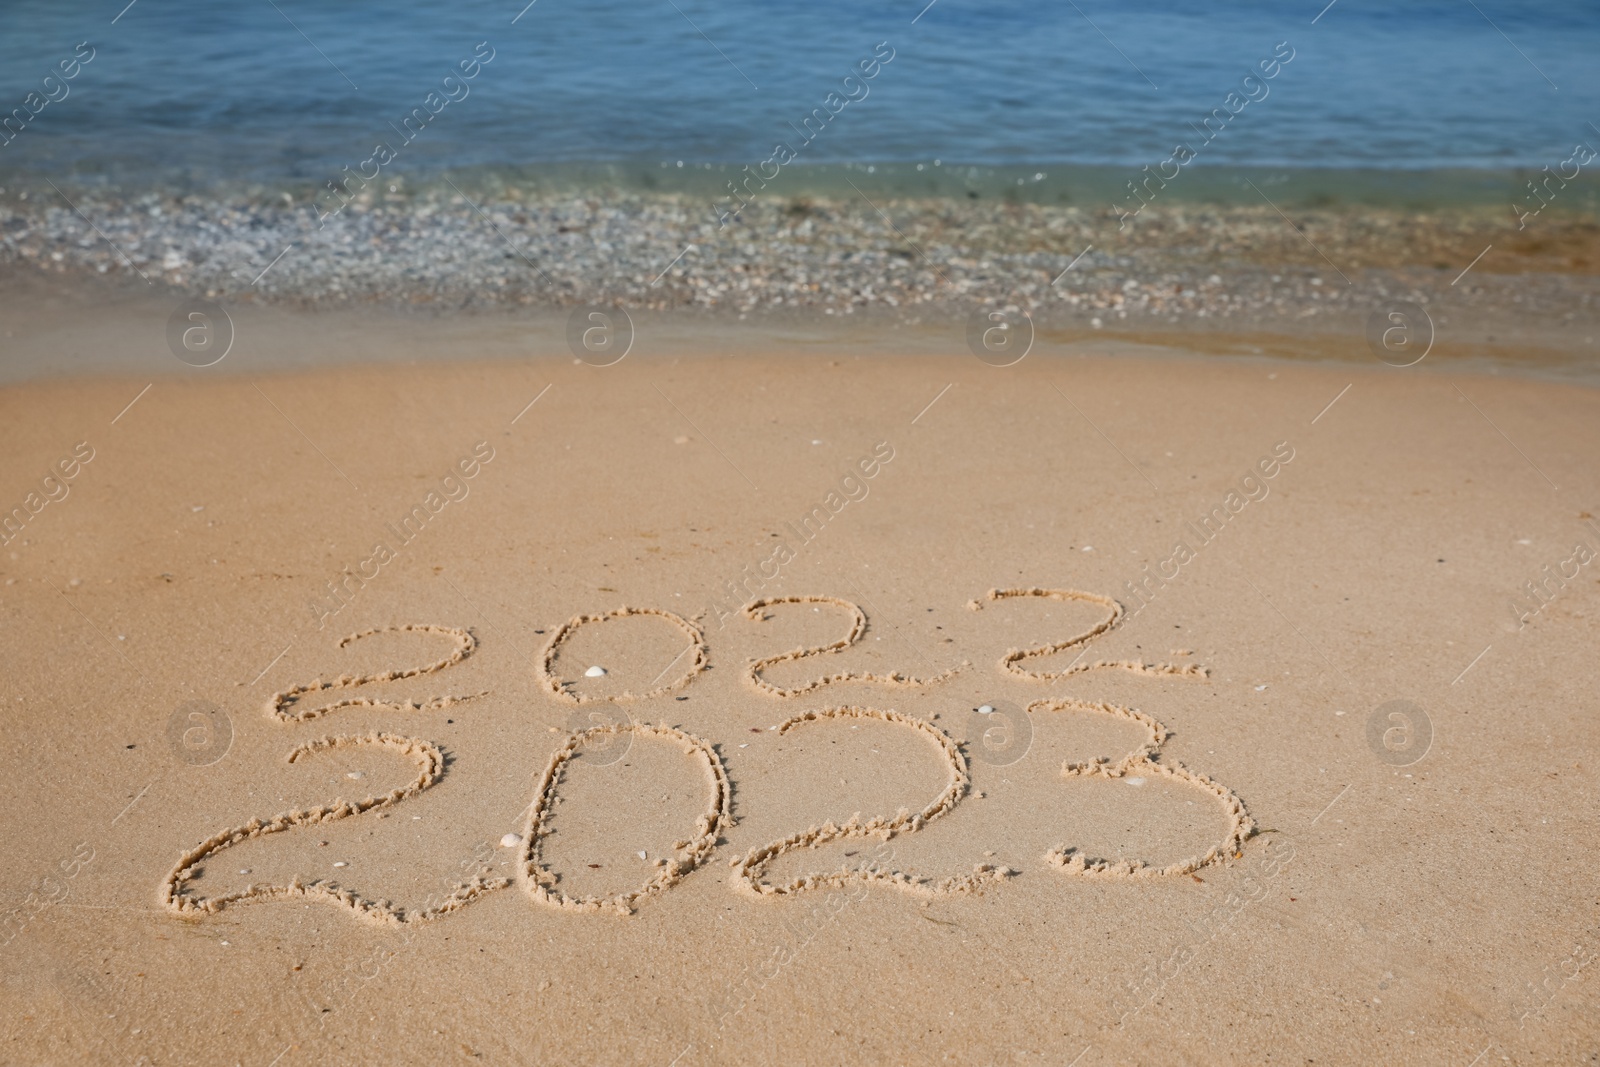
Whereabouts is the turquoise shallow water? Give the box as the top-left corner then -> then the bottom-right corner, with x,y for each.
0,0 -> 1596,194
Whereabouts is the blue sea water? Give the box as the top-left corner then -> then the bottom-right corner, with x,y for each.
0,0 -> 1595,186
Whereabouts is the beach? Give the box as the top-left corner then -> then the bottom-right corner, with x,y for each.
2,313 -> 1598,1063
5,0 -> 1600,1061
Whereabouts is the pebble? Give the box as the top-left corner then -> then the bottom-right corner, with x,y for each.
346,771 -> 364,779
0,186 -> 1577,336
1125,777 -> 1146,787
584,665 -> 607,677
637,850 -> 648,860
500,833 -> 521,848
333,861 -> 348,868
977,705 -> 994,714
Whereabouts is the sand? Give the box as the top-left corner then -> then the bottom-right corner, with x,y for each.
2,304 -> 1599,1065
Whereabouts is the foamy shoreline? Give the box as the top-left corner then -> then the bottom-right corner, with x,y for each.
1,184 -> 1593,338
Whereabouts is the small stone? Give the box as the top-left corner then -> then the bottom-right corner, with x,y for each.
1125,777 -> 1146,787
584,666 -> 607,677
333,861 -> 348,868
346,771 -> 364,779
977,705 -> 994,715
637,850 -> 648,861
500,833 -> 521,848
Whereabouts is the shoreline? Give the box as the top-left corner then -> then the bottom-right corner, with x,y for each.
1,179 -> 1596,387
5,159 -> 1596,206
3,176 -> 1594,309
2,269 -> 1597,389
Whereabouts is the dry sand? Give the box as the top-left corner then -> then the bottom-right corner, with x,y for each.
2,306 -> 1598,1065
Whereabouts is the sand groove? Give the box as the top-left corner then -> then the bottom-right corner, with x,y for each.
742,595 -> 963,698
537,606 -> 708,703
732,706 -> 1011,898
517,722 -> 733,915
266,624 -> 482,723
976,588 -> 1207,681
1029,697 -> 1255,878
160,732 -> 508,925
